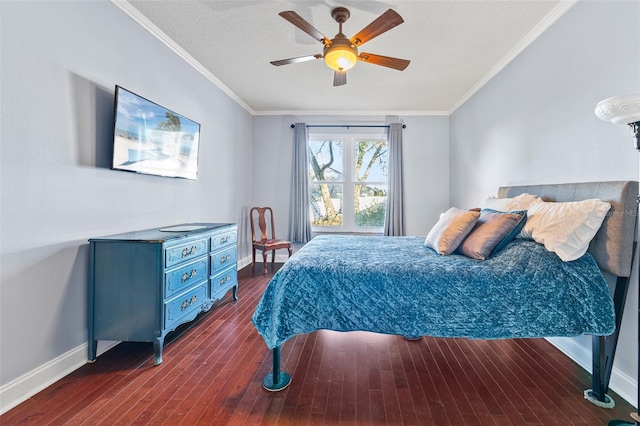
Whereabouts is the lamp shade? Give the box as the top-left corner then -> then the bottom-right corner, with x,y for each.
323,37 -> 357,72
595,93 -> 640,125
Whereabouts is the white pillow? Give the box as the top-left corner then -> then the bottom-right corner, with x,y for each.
522,199 -> 611,261
425,207 -> 480,255
481,193 -> 542,212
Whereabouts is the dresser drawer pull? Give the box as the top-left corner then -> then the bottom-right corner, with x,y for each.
220,236 -> 230,245
181,269 -> 198,283
181,246 -> 197,258
219,254 -> 231,264
180,295 -> 198,311
219,275 -> 230,285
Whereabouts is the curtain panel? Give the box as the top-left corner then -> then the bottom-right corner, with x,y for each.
384,123 -> 405,236
289,123 -> 312,243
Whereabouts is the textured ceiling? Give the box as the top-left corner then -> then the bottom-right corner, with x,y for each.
120,0 -> 572,115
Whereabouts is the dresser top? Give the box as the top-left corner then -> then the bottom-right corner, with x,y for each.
89,223 -> 237,243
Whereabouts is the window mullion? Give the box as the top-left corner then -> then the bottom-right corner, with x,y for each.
344,137 -> 355,233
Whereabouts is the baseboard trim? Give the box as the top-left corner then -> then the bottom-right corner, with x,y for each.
546,337 -> 637,409
0,341 -> 112,415
238,256 -> 251,270
0,346 -> 85,414
239,253 -> 290,267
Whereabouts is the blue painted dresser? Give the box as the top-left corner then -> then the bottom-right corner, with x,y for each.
88,223 -> 238,365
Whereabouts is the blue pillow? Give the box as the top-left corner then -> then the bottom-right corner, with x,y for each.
480,208 -> 527,254
457,209 -> 528,260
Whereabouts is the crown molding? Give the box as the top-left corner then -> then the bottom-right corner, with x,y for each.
110,0 -> 255,115
253,110 -> 450,116
448,0 -> 577,114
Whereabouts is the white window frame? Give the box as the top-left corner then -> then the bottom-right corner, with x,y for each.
308,129 -> 388,234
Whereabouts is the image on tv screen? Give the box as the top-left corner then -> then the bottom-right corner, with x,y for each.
112,86 -> 200,180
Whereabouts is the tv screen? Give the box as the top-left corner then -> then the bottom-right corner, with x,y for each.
112,86 -> 200,180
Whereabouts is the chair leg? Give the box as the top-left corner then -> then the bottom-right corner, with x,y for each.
271,250 -> 276,269
288,247 -> 292,258
262,251 -> 268,275
252,248 -> 256,272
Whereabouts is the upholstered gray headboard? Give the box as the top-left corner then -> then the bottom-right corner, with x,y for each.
498,181 -> 638,277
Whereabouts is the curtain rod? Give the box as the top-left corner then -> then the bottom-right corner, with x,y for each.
290,124 -> 406,129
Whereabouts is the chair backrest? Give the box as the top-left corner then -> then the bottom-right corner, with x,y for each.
250,207 -> 276,243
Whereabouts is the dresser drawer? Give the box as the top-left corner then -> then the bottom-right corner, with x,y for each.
165,257 -> 209,299
211,230 -> 237,251
210,247 -> 237,274
211,267 -> 237,297
165,283 -> 207,329
165,238 -> 209,268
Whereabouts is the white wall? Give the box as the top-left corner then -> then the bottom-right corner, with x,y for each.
251,114 -> 450,247
450,0 -> 640,406
0,0 -> 253,408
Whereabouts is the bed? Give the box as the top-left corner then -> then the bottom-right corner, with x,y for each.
252,181 -> 638,407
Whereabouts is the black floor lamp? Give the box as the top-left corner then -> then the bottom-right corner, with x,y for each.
595,93 -> 640,426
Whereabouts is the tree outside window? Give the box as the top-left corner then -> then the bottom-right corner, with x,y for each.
353,139 -> 387,228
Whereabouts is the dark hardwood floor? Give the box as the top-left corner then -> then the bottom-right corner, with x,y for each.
2,264 -> 635,425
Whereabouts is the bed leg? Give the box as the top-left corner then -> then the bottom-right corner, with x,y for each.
262,346 -> 291,391
585,275 -> 631,408
587,336 -> 610,404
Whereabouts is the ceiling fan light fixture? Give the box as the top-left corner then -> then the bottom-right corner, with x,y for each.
323,38 -> 357,71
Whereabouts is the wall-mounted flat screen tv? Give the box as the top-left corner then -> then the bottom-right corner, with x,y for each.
112,85 -> 200,180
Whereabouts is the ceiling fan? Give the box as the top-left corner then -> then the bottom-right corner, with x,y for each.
270,7 -> 410,86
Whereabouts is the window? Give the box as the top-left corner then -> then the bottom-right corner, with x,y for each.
308,132 -> 388,233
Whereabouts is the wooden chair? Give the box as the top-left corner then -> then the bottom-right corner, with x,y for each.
250,207 -> 292,274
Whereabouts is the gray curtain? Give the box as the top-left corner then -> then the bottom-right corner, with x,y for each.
384,123 -> 405,236
289,123 -> 312,243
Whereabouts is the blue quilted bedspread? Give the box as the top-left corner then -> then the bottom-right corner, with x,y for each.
252,235 -> 615,349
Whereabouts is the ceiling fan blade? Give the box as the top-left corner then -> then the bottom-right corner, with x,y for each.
358,53 -> 410,71
350,9 -> 404,47
271,54 -> 323,66
279,11 -> 330,44
333,70 -> 347,86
